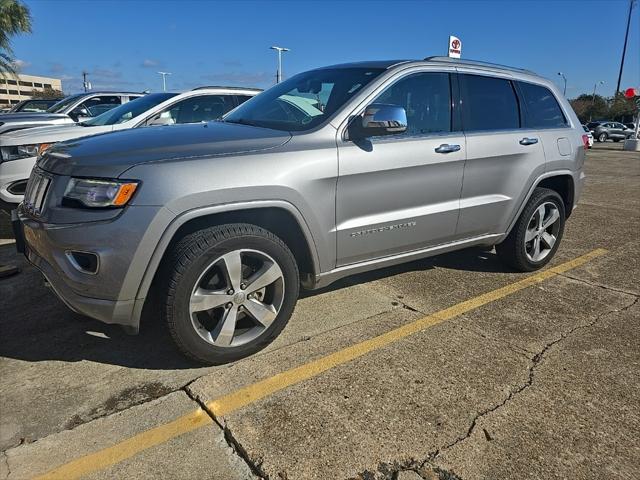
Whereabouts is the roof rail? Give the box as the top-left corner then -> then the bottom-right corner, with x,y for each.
423,56 -> 536,75
191,85 -> 263,92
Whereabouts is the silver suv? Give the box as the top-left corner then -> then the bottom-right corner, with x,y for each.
14,57 -> 587,364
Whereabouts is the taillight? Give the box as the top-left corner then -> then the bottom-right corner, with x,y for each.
582,134 -> 590,149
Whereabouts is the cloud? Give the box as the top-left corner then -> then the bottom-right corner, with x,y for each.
141,59 -> 162,68
49,62 -> 65,74
92,68 -> 122,79
221,60 -> 243,68
201,71 -> 272,87
12,59 -> 30,70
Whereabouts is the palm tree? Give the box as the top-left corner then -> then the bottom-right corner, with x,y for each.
0,0 -> 32,74
0,0 -> 31,278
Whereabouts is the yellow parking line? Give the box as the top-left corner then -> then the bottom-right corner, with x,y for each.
33,248 -> 607,479
34,409 -> 212,480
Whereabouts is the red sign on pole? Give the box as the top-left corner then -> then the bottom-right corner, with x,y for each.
624,87 -> 639,98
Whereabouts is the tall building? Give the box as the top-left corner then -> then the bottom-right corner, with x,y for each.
0,73 -> 63,108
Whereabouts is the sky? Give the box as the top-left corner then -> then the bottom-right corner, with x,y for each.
10,0 -> 640,98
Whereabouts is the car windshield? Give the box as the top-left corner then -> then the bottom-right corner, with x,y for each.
81,93 -> 178,126
46,94 -> 85,113
224,67 -> 385,132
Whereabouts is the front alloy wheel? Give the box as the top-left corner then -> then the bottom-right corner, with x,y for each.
164,224 -> 299,364
189,249 -> 285,348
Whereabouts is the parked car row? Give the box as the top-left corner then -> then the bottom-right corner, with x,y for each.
0,87 -> 260,209
586,121 -> 636,142
11,56 -> 588,364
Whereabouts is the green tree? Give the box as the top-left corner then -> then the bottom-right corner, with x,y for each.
608,92 -> 638,122
29,86 -> 64,99
570,94 -> 609,123
0,0 -> 32,75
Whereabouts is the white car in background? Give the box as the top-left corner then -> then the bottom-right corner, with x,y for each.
0,86 -> 260,209
581,125 -> 594,148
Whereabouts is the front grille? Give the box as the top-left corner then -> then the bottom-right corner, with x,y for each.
23,168 -> 51,216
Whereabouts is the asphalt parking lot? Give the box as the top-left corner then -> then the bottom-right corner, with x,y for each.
1,142 -> 639,480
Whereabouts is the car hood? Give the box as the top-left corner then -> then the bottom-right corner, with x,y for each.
39,121 -> 293,177
0,123 -> 111,146
0,112 -> 70,123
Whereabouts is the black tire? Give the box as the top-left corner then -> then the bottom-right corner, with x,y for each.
598,132 -> 608,142
496,188 -> 565,272
163,223 -> 299,364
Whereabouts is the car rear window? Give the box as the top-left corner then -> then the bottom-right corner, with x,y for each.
459,74 -> 520,131
518,82 -> 567,128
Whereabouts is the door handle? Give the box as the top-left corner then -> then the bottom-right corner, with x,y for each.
519,137 -> 539,146
435,144 -> 461,154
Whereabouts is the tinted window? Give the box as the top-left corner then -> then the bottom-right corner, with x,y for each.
460,74 -> 520,131
518,82 -> 566,128
152,94 -> 235,125
225,67 -> 384,132
83,93 -> 177,126
79,96 -> 122,116
371,72 -> 451,136
235,95 -> 253,106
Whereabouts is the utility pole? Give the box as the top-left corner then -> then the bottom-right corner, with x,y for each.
270,46 -> 290,84
557,72 -> 567,96
157,71 -> 172,91
590,81 -> 605,121
616,0 -> 636,95
82,71 -> 91,92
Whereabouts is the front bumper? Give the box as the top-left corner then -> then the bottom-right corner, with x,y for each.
0,155 -> 37,206
15,204 -> 165,330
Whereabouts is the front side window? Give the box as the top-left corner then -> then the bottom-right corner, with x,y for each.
82,93 -> 177,126
518,82 -> 566,128
460,74 -> 520,131
149,94 -> 236,125
225,67 -> 385,132
79,96 -> 122,116
372,72 -> 451,136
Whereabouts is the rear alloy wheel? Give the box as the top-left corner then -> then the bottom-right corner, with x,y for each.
164,224 -> 299,364
598,132 -> 608,142
496,188 -> 565,272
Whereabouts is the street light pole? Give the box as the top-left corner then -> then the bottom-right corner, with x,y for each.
615,0 -> 636,94
270,46 -> 290,84
590,81 -> 605,121
557,72 -> 567,96
157,71 -> 172,91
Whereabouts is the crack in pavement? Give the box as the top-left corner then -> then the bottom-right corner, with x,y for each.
423,294 -> 640,465
558,272 -> 639,298
182,386 -> 264,479
2,450 -> 10,480
361,292 -> 639,479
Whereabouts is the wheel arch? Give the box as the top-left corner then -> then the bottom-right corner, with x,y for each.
132,201 -> 320,327
502,171 -> 576,240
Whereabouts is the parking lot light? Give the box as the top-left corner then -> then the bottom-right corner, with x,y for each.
270,46 -> 290,84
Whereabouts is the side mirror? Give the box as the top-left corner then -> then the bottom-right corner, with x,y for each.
69,106 -> 89,121
353,103 -> 407,139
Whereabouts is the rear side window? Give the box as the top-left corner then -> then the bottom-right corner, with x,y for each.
460,74 -> 520,131
518,82 -> 567,128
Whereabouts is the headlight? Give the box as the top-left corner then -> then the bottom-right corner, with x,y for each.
1,144 -> 39,161
63,178 -> 139,208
